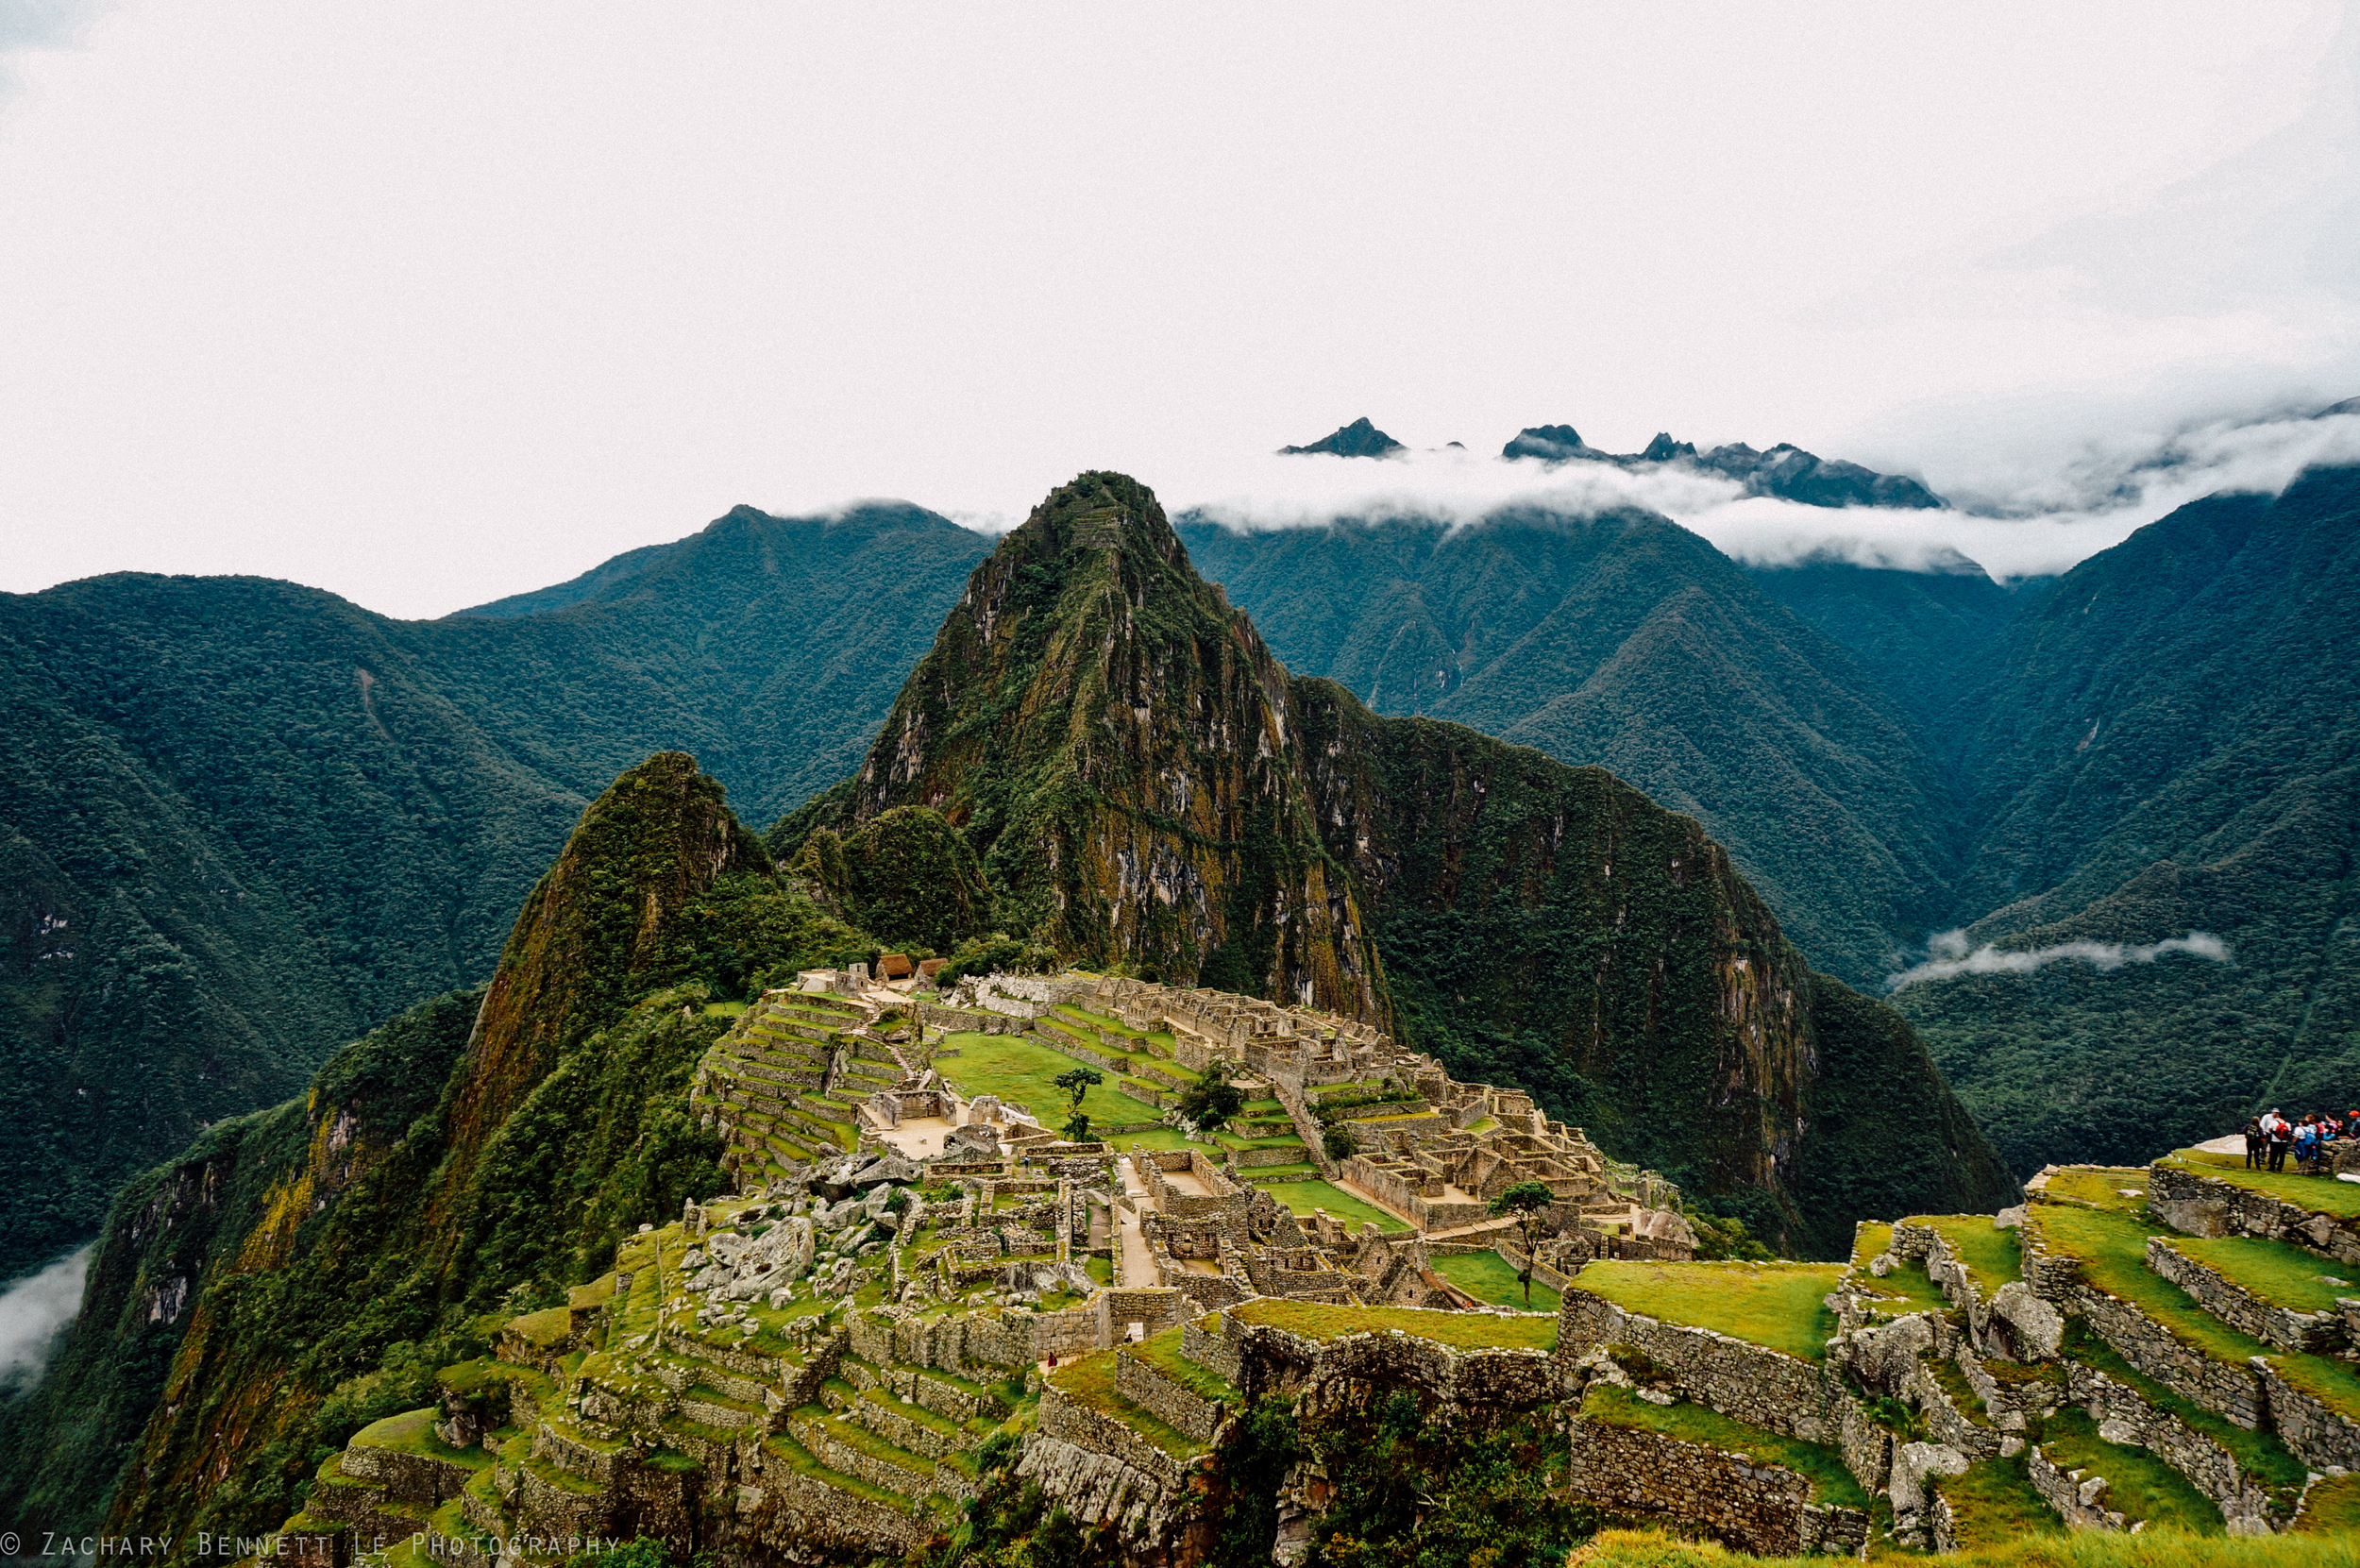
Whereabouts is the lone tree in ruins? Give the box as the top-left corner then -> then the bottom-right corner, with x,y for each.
1054,1066 -> 1103,1113
1490,1180 -> 1558,1307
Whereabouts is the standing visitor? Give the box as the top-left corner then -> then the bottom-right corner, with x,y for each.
2267,1110 -> 2294,1172
2246,1117 -> 2267,1170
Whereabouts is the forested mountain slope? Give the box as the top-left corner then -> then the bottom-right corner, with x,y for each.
1175,512 -> 1965,985
797,473 -> 2015,1248
0,753 -> 875,1544
0,505 -> 985,1276
1891,465 -> 2360,1170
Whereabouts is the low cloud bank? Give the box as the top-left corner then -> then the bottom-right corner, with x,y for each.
1886,931 -> 2231,991
0,1243 -> 93,1391
1144,403 -> 2360,582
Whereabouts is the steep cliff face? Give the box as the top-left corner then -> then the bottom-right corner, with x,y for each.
823,471 -> 1385,1019
799,473 -> 2015,1245
0,753 -> 843,1547
425,751 -> 767,1266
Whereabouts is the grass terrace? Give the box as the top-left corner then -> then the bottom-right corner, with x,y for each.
1572,1261 -> 1843,1361
1048,1348 -> 1212,1460
1258,1179 -> 1413,1234
2063,1324 -> 2307,1496
1583,1524 -> 2360,1568
936,1032 -> 1167,1127
1917,1215 -> 2024,1294
1131,1325 -> 1241,1404
2295,1473 -> 2360,1535
2169,1232 -> 2360,1314
1579,1385 -> 1868,1509
2039,1407 -> 2223,1533
2155,1150 -> 2360,1219
350,1408 -> 491,1468
1228,1297 -> 1557,1351
1929,1456 -> 2067,1549
1434,1250 -> 1564,1312
2040,1167 -> 2155,1213
2032,1204 -> 2274,1367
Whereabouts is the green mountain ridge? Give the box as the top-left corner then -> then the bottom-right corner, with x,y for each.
0,751 -> 871,1543
0,504 -> 989,1277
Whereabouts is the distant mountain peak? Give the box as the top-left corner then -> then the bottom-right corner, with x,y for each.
1500,418 -> 1943,509
1501,424 -> 1606,462
1281,416 -> 1406,458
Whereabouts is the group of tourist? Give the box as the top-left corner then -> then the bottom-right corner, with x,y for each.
2243,1108 -> 2360,1172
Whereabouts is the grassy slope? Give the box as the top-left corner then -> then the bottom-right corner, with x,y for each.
1572,1262 -> 1842,1361
1434,1252 -> 1563,1312
934,1031 -> 1167,1128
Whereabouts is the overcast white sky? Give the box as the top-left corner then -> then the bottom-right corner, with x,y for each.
3,3 -> 2356,615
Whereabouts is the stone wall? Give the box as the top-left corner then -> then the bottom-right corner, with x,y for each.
2062,1284 -> 2266,1428
1221,1312 -> 1565,1424
1184,1314 -> 1242,1388
2065,1359 -> 2287,1530
1556,1290 -> 1837,1444
1036,1385 -> 1198,1495
1097,1287 -> 1190,1345
2148,1165 -> 2360,1267
1116,1350 -> 1229,1442
2147,1237 -> 2344,1354
2258,1364 -> 2360,1474
1559,1419 -> 1869,1558
2026,1441 -> 2123,1529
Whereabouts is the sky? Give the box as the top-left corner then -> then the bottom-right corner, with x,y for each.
2,3 -> 2357,616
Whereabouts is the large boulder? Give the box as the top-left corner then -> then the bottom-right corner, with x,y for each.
1888,1441 -> 1968,1515
1988,1281 -> 2065,1360
1842,1313 -> 1937,1394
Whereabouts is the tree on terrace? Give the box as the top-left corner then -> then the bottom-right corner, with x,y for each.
1490,1180 -> 1558,1307
1053,1066 -> 1103,1111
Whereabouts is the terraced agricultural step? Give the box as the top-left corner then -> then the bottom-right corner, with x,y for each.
759,1430 -> 917,1516
851,1387 -> 978,1461
680,1384 -> 768,1430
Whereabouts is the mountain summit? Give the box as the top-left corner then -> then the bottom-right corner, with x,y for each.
1280,416 -> 1408,457
786,471 -> 2014,1248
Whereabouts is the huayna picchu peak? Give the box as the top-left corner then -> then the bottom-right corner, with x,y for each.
779,471 -> 2011,1249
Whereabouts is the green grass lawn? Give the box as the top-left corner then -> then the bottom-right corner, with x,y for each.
2040,1408 -> 2223,1533
2295,1473 -> 2360,1534
2029,1205 -> 2360,1422
1919,1215 -> 2025,1294
936,1032 -> 1166,1127
351,1408 -> 491,1467
2170,1232 -> 2359,1313
1131,1326 -> 1241,1403
1579,1385 -> 1867,1509
1932,1455 -> 2067,1549
1572,1261 -> 1842,1361
2158,1150 -> 2360,1219
1229,1297 -> 1558,1351
1853,1252 -> 1951,1317
1257,1179 -> 1412,1234
2039,1168 -> 2155,1213
1435,1250 -> 1563,1312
